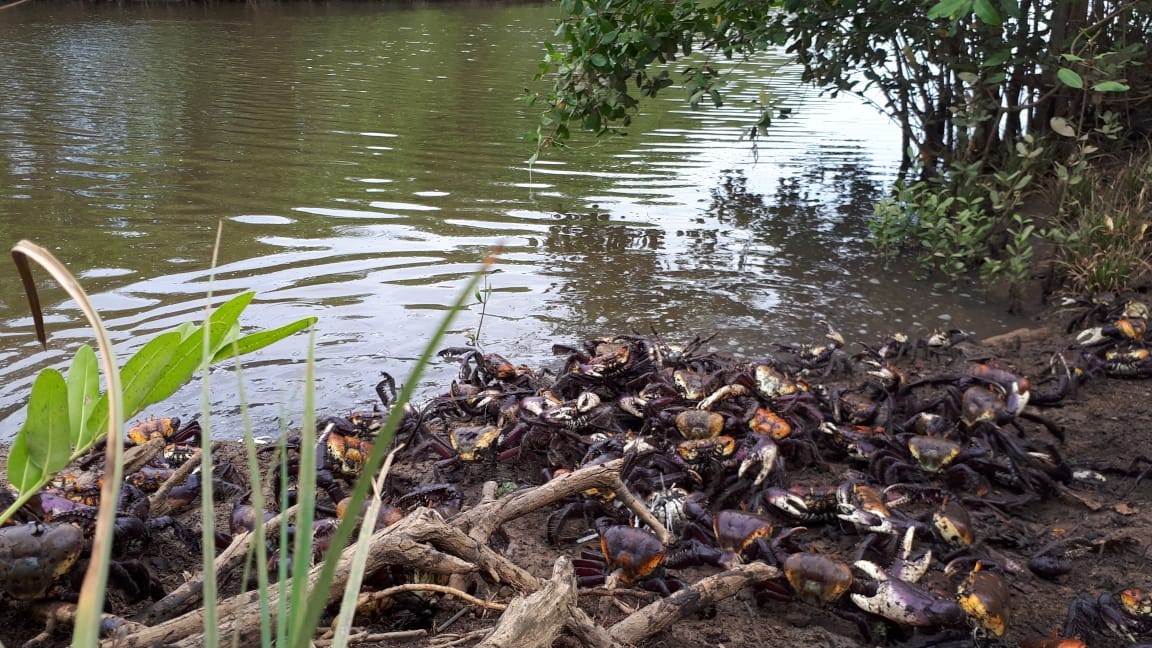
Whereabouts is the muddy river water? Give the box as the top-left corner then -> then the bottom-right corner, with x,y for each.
0,1 -> 1030,440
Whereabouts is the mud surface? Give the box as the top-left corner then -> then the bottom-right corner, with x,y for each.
1,309 -> 1151,648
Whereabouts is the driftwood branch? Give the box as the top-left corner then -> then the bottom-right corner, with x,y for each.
104,514 -> 476,648
473,556 -> 586,648
458,458 -> 673,545
609,562 -> 781,645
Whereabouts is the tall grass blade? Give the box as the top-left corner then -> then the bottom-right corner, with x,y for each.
331,445 -> 403,646
288,329 -> 320,640
289,249 -> 499,647
229,344 -> 275,647
200,221 -> 225,648
10,240 -> 124,648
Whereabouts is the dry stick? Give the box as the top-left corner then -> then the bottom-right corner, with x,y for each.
473,556 -> 586,648
29,601 -> 146,640
314,629 -> 428,646
427,628 -> 493,648
355,583 -> 508,611
122,437 -> 167,475
564,606 -> 616,648
397,509 -> 541,592
112,518 -> 477,647
147,447 -> 202,517
457,458 -> 674,545
138,504 -> 299,625
609,562 -> 782,645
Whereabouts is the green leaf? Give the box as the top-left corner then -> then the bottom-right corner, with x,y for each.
1061,53 -> 1085,62
208,292 -> 256,337
1092,80 -> 1129,92
1050,116 -> 1077,137
927,0 -> 971,20
973,0 -> 1001,24
130,321 -> 233,411
590,53 -> 608,67
116,330 -> 183,422
211,317 -> 318,364
8,370 -> 71,494
1057,68 -> 1084,89
66,344 -> 99,448
981,49 -> 1012,67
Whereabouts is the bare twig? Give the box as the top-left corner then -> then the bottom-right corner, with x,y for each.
357,583 -> 507,611
147,447 -> 203,517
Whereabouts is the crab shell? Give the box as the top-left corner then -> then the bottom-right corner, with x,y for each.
449,425 -> 501,462
712,510 -> 773,563
784,552 -> 853,605
957,563 -> 1009,637
600,525 -> 666,584
0,522 -> 85,600
748,407 -> 792,440
676,409 -> 725,439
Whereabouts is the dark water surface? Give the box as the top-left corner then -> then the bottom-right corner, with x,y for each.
0,2 -> 1028,440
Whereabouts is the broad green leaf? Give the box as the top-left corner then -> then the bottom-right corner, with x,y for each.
210,317 -> 318,364
9,370 -> 71,494
208,291 -> 256,334
1061,53 -> 1085,62
174,321 -> 197,340
6,433 -> 35,494
131,321 -> 232,410
66,344 -> 99,448
1057,68 -> 1084,89
1092,80 -> 1129,92
117,330 -> 184,422
973,0 -> 1001,24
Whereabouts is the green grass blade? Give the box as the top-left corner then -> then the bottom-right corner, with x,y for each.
288,251 -> 497,648
230,345 -> 275,648
288,328 -> 319,640
200,221 -> 225,648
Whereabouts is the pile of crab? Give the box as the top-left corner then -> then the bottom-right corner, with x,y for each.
377,298 -> 1147,646
2,296 -> 1150,647
0,416 -> 241,638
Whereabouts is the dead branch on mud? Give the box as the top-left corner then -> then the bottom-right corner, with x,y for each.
609,562 -> 781,644
472,556 -> 608,648
115,454 -> 692,646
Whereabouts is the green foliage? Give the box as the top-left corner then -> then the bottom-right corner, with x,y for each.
523,0 -> 786,152
0,290 -> 317,525
530,0 -> 1150,296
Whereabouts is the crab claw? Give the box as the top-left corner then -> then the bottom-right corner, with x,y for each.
763,487 -> 809,519
837,508 -> 896,535
851,560 -> 964,627
891,526 -> 932,583
738,434 -> 779,486
1075,326 -> 1106,346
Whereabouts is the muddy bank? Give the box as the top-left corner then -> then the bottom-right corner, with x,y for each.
1,305 -> 1150,648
